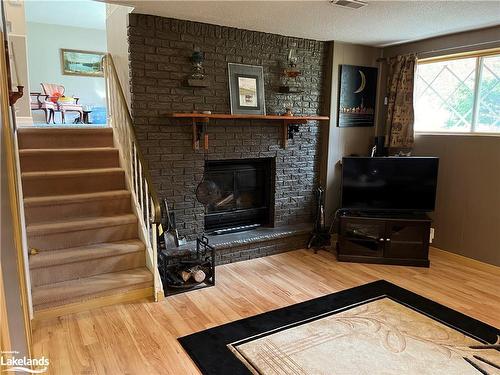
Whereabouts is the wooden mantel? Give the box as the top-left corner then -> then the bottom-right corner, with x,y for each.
167,113 -> 330,150
168,113 -> 329,121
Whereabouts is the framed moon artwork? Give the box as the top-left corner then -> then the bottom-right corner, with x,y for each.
337,65 -> 378,127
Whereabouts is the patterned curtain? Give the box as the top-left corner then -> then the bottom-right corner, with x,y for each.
385,54 -> 417,150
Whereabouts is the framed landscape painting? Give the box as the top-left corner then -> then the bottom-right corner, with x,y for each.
61,49 -> 105,77
228,63 -> 266,115
338,64 -> 378,127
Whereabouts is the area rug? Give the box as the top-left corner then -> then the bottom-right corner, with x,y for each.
179,280 -> 500,375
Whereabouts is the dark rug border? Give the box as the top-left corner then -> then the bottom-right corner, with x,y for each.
178,280 -> 499,375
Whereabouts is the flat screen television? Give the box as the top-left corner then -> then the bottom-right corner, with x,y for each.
341,157 -> 439,212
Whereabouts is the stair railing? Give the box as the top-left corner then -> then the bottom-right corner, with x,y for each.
102,54 -> 162,300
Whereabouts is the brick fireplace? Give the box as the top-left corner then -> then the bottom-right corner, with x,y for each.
128,14 -> 330,263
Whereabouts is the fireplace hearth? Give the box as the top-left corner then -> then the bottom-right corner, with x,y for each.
203,158 -> 274,233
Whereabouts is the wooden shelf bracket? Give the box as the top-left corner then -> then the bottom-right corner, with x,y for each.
192,118 -> 209,151
282,119 -> 308,148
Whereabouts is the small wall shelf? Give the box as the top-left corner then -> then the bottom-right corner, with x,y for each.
167,113 -> 330,150
184,79 -> 211,88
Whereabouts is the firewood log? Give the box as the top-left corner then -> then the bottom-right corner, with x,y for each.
192,269 -> 206,283
180,266 -> 206,283
181,270 -> 191,282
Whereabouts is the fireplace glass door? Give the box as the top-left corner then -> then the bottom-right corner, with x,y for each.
204,158 -> 273,231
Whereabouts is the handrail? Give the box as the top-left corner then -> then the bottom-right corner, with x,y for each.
102,54 -> 161,224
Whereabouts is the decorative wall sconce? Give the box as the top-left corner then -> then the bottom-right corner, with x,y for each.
187,48 -> 210,87
279,48 -> 302,94
4,40 -> 24,105
191,48 -> 204,80
285,48 -> 299,74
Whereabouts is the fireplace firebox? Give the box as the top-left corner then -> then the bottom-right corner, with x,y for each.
203,158 -> 274,232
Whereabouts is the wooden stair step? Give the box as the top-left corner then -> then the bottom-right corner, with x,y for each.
19,147 -> 120,171
27,214 -> 137,236
24,190 -> 131,224
27,214 -> 138,251
17,127 -> 114,149
29,239 -> 146,287
21,168 -> 126,197
29,239 -> 145,268
32,267 -> 153,311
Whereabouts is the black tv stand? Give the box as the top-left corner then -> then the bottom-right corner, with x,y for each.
337,211 -> 431,267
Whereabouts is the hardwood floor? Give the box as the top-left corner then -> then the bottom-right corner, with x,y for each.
32,247 -> 500,375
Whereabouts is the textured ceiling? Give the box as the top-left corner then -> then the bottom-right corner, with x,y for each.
108,0 -> 500,46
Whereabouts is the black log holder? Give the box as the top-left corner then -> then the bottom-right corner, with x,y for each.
158,236 -> 216,296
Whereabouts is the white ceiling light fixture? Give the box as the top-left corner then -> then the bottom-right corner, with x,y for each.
330,0 -> 368,10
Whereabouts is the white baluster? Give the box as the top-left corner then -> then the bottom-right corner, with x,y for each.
152,221 -> 158,301
139,162 -> 144,220
150,196 -> 155,226
145,182 -> 151,239
129,140 -> 133,185
133,144 -> 138,197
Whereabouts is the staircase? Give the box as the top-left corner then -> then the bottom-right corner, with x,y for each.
18,127 -> 153,314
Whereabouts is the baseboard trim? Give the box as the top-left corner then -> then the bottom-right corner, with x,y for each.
33,287 -> 153,322
430,247 -> 499,270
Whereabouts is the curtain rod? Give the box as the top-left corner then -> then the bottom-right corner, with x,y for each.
377,39 -> 500,62
416,40 -> 500,57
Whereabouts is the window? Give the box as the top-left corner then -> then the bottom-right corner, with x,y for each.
414,52 -> 500,133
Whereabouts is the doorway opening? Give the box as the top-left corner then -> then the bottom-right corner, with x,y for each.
24,0 -> 107,126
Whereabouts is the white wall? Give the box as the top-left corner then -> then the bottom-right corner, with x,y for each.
26,22 -> 107,114
106,4 -> 133,110
3,0 -> 31,122
324,42 -> 383,220
413,134 -> 500,266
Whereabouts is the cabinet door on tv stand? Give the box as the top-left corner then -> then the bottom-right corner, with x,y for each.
339,217 -> 386,257
383,220 -> 431,260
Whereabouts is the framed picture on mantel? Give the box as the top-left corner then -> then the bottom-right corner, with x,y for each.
337,64 -> 378,127
228,63 -> 266,115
